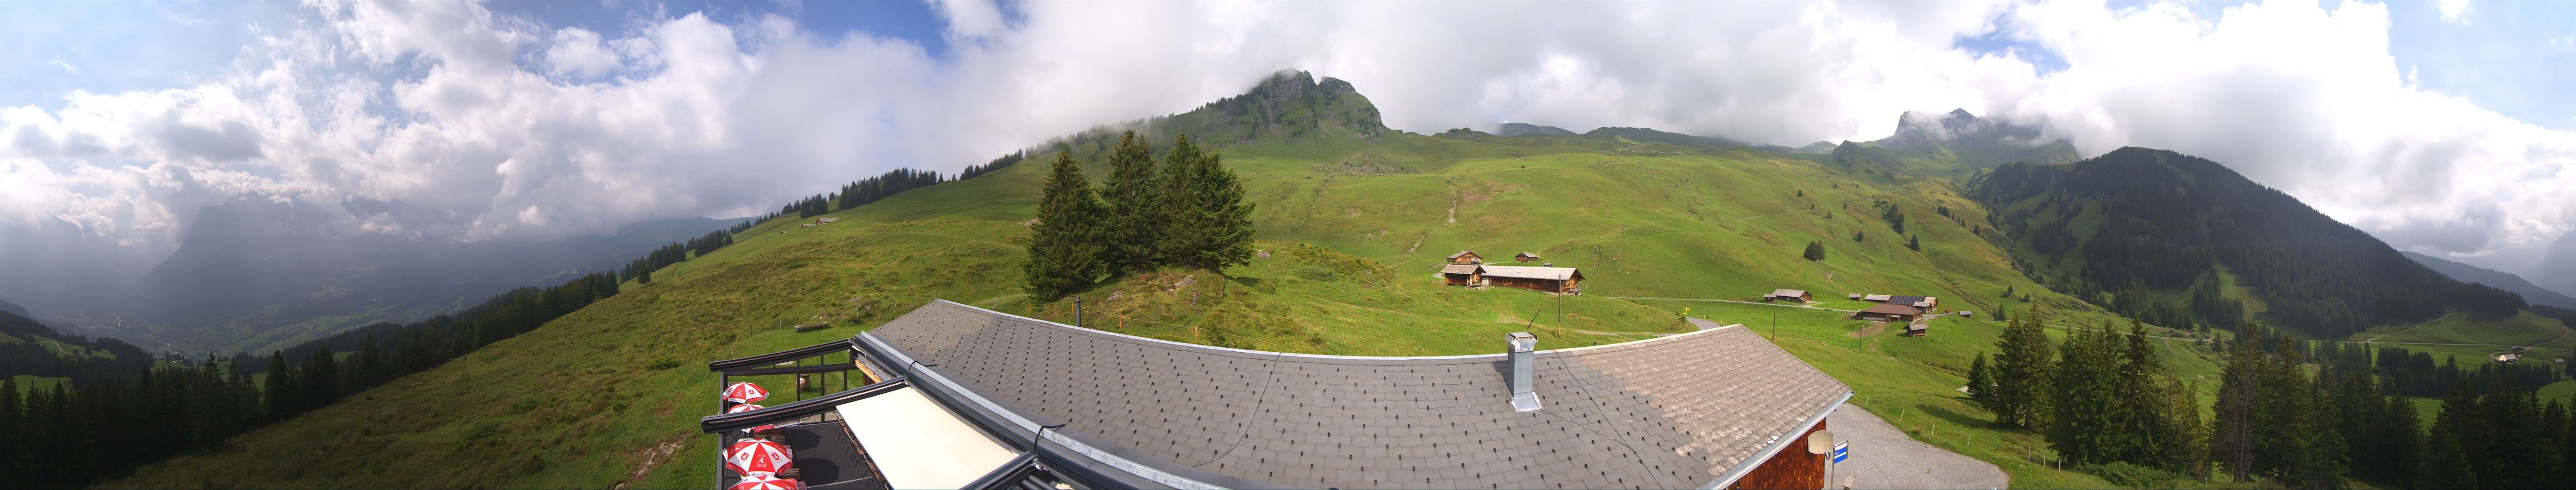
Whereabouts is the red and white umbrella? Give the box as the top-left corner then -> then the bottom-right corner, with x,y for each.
723,382 -> 770,404
729,474 -> 803,490
725,439 -> 793,476
727,403 -> 776,434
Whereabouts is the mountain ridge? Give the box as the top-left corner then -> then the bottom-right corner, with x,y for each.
2402,250 -> 2576,309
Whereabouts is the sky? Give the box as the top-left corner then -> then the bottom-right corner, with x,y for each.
1,0 -> 2571,277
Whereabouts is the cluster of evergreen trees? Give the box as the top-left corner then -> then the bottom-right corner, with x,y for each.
959,151 -> 1026,180
1967,315 -> 2204,479
1971,312 -> 2576,488
0,271 -> 620,488
837,168 -> 945,209
1024,132 -> 1255,299
621,243 -> 690,285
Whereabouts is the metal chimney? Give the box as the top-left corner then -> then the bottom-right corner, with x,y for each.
1507,332 -> 1541,412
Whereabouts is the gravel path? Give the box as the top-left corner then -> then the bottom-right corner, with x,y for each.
1826,405 -> 2008,490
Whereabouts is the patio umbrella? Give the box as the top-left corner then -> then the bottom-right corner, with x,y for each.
724,439 -> 793,477
723,382 -> 769,404
728,474 -> 803,490
727,403 -> 776,434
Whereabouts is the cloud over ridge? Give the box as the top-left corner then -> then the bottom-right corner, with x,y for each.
0,0 -> 2566,273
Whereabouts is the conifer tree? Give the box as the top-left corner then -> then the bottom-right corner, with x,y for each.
1101,131 -> 1165,271
1988,314 -> 2054,428
1156,135 -> 1256,272
1803,241 -> 1825,261
1965,352 -> 1993,406
264,351 -> 295,422
2047,323 -> 2120,465
1024,151 -> 1109,299
1906,234 -> 1920,251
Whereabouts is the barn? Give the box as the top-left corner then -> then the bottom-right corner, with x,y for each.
1480,265 -> 1583,294
1858,303 -> 1925,323
697,300 -> 1855,490
1765,289 -> 1814,303
1514,252 -> 1542,262
1447,250 -> 1485,264
1440,263 -> 1484,286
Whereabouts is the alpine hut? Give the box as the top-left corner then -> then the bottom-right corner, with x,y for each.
1858,303 -> 1925,323
1441,263 -> 1485,286
1514,252 -> 1542,262
1765,289 -> 1814,303
1480,265 -> 1583,294
1447,250 -> 1485,264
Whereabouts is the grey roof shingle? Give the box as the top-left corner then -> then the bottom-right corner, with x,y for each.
864,300 -> 1850,489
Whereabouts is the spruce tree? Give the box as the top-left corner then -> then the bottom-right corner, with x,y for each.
1906,234 -> 1920,251
1803,241 -> 1825,261
264,352 -> 295,422
1024,151 -> 1109,300
2046,323 -> 2120,465
1965,352 -> 1993,407
1156,135 -> 1256,272
1989,315 -> 2054,428
1101,131 -> 1165,272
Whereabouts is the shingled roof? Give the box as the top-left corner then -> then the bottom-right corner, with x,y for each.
1440,263 -> 1482,274
858,300 -> 1851,489
1477,265 -> 1581,281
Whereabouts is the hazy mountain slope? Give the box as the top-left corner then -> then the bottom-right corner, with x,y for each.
120,199 -> 733,354
0,217 -> 150,319
1875,109 -> 2079,173
1973,147 -> 2531,338
2403,251 -> 2576,309
1495,122 -> 1574,136
0,298 -> 26,319
2536,232 -> 2576,298
111,73 -> 2166,489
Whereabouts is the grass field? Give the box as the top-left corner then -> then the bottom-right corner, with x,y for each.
9,374 -> 68,395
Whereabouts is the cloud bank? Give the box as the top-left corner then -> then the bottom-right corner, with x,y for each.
0,0 -> 2567,274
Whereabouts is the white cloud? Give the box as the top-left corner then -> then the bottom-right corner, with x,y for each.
2438,0 -> 2473,23
48,57 -> 77,75
0,0 -> 2568,276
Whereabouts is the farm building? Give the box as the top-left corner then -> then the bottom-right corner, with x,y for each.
1481,265 -> 1583,294
1765,289 -> 1814,302
1848,293 -> 1864,300
1514,252 -> 1542,262
1857,303 -> 1925,323
1447,250 -> 1485,264
698,300 -> 1854,490
1860,294 -> 1893,302
1905,323 -> 1928,337
1440,263 -> 1484,286
2496,353 -> 2521,363
1891,295 -> 1938,309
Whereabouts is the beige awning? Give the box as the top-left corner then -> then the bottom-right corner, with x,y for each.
836,386 -> 1022,489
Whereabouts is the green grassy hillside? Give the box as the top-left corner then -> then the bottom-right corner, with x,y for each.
113,73 -> 2190,489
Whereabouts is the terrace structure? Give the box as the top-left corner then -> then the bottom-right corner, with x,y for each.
701,300 -> 1852,489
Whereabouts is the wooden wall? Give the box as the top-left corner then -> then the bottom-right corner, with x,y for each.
1731,419 -> 1827,490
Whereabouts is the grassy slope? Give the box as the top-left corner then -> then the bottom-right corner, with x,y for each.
115,131 -> 2187,488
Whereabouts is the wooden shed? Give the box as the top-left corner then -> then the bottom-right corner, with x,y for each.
1447,250 -> 1485,264
1440,264 -> 1484,287
1905,323 -> 1929,337
1857,303 -> 1924,323
1764,289 -> 1813,303
1479,265 -> 1582,294
1514,252 -> 1541,262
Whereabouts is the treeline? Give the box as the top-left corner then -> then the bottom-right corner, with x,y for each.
1024,132 -> 1255,299
1970,312 -> 2575,488
0,311 -> 154,385
960,151 -> 1026,181
617,226 -> 744,285
1973,147 -> 2527,337
0,272 -> 620,488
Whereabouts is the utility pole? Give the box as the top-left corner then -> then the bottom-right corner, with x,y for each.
1074,295 -> 1083,328
1772,309 -> 1779,341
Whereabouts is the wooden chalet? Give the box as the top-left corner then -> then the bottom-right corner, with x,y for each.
1857,303 -> 1924,323
2496,353 -> 2521,363
1905,323 -> 1928,337
1891,295 -> 1939,309
1447,250 -> 1485,264
1440,263 -> 1485,286
1479,265 -> 1583,294
1860,294 -> 1893,303
1514,252 -> 1542,262
1765,289 -> 1813,302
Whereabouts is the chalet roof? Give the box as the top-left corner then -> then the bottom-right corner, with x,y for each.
859,300 -> 1852,489
1479,265 -> 1581,280
1447,250 -> 1479,259
1440,264 -> 1481,274
1515,252 -> 1541,258
1860,303 -> 1924,315
1769,289 -> 1810,297
1861,294 -> 1893,302
1890,295 -> 1934,307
